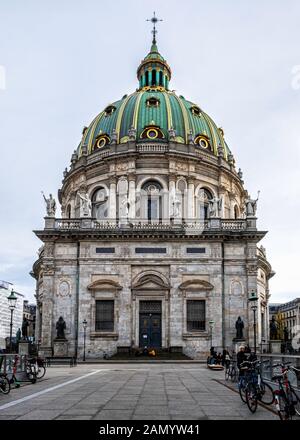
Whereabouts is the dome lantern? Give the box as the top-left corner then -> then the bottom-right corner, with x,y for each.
137,12 -> 171,90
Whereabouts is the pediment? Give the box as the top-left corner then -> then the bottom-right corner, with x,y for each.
132,275 -> 170,290
178,279 -> 214,291
87,279 -> 122,291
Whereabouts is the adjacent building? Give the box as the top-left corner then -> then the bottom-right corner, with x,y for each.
32,26 -> 274,359
269,298 -> 300,340
0,280 -> 24,349
23,300 -> 36,340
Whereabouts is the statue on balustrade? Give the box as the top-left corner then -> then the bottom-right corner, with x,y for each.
209,196 -> 223,218
78,191 -> 92,217
270,316 -> 278,340
235,316 -> 244,340
55,316 -> 66,340
245,191 -> 260,217
42,192 -> 56,217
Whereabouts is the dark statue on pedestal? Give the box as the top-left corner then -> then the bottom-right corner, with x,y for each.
55,316 -> 66,340
270,316 -> 278,340
235,316 -> 244,340
21,317 -> 29,340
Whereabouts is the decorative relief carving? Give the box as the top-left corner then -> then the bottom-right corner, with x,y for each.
211,245 -> 221,259
176,162 -> 188,171
116,162 -> 128,171
57,280 -> 71,297
230,280 -> 243,296
246,263 -> 258,275
44,243 -> 54,258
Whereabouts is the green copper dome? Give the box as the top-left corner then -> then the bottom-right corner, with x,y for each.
77,40 -> 232,161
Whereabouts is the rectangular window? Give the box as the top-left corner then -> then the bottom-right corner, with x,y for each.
135,248 -> 166,254
96,247 -> 115,254
186,248 -> 206,254
187,300 -> 205,331
95,300 -> 114,331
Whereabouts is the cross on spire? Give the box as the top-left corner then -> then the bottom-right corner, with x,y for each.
146,11 -> 162,45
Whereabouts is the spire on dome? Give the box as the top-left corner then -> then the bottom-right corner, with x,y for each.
146,11 -> 162,46
137,13 -> 171,90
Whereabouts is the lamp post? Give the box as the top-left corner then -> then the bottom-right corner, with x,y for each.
248,290 -> 258,354
209,320 -> 214,349
7,289 -> 18,353
82,319 -> 87,361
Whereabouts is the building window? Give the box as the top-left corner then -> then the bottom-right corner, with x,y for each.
197,188 -> 213,220
142,180 -> 162,221
95,300 -> 114,331
92,187 -> 108,219
187,300 -> 205,331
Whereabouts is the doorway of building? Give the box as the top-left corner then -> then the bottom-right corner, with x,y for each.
139,300 -> 162,348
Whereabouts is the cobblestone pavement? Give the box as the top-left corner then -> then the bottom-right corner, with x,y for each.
0,364 -> 278,420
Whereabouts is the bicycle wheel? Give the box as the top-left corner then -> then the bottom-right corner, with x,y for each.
26,366 -> 37,384
225,368 -> 230,381
275,392 -> 292,420
291,389 -> 300,416
0,376 -> 10,394
36,366 -> 46,379
231,367 -> 237,383
239,378 -> 247,403
259,381 -> 274,405
246,383 -> 258,413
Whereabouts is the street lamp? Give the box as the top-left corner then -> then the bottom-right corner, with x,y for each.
209,320 -> 214,349
248,289 -> 258,354
82,319 -> 87,361
7,289 -> 18,353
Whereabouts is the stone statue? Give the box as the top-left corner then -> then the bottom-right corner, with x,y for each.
235,316 -> 244,339
78,192 -> 92,217
16,328 -> 21,342
270,316 -> 278,340
119,195 -> 129,218
56,316 -> 66,339
245,191 -> 260,217
128,125 -> 137,140
21,317 -> 29,340
209,196 -> 223,218
42,192 -> 56,217
168,127 -> 176,140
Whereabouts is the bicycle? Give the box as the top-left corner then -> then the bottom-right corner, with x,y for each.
271,362 -> 300,420
27,356 -> 46,380
0,373 -> 10,394
25,358 -> 37,383
238,360 -> 274,412
225,360 -> 237,382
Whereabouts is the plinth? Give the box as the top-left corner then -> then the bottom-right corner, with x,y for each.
18,341 -> 30,355
232,338 -> 246,353
270,340 -> 282,354
53,339 -> 69,357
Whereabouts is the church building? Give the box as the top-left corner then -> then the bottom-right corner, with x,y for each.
32,17 -> 274,359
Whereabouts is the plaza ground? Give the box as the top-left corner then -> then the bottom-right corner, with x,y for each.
0,363 -> 278,420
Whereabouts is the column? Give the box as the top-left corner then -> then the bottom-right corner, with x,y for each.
156,70 -> 159,86
169,175 -> 176,221
187,177 -> 195,220
109,177 -> 117,221
40,268 -> 54,357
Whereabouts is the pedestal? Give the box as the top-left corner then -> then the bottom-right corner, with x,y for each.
270,340 -> 282,354
53,339 -> 69,357
18,342 -> 30,355
232,338 -> 246,353
39,346 -> 53,358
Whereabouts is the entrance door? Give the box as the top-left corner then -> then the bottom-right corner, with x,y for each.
139,301 -> 162,348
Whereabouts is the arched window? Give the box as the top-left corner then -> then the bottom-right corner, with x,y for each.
151,69 -> 156,86
197,188 -> 213,220
66,204 -> 71,219
234,205 -> 239,219
176,179 -> 187,220
145,71 -> 149,87
159,71 -> 163,86
142,180 -> 162,222
92,187 -> 108,219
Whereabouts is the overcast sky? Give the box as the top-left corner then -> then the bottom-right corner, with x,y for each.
0,0 -> 299,303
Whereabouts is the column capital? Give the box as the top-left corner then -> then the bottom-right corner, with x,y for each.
187,176 -> 195,185
109,176 -> 117,185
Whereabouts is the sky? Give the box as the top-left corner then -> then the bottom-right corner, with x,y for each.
0,0 -> 299,303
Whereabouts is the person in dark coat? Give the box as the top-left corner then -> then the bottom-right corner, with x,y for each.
237,345 -> 247,376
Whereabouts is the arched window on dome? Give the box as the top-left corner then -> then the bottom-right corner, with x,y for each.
234,205 -> 239,220
151,69 -> 156,86
145,71 -> 149,87
92,187 -> 108,219
197,188 -> 213,220
66,204 -> 71,219
141,180 -> 162,222
159,71 -> 163,87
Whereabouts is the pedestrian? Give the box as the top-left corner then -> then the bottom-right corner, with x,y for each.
237,345 -> 247,377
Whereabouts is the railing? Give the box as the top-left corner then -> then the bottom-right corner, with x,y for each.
136,143 -> 169,153
52,218 -> 249,232
0,354 -> 28,381
258,354 -> 300,389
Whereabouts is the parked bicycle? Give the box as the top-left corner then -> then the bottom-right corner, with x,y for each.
271,362 -> 300,420
238,359 -> 274,412
0,373 -> 10,394
225,360 -> 237,382
27,356 -> 46,379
